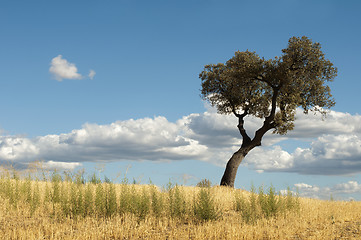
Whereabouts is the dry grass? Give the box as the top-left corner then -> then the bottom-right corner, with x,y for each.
1,174 -> 361,239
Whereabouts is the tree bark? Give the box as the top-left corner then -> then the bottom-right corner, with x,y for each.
220,147 -> 251,187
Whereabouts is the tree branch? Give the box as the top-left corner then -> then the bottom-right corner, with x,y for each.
232,107 -> 252,147
267,86 -> 280,121
252,86 -> 280,146
254,76 -> 274,88
254,73 -> 281,89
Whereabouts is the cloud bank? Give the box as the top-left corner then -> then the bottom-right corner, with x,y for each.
293,181 -> 361,200
0,107 -> 360,174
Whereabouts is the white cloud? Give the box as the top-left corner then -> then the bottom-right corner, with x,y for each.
224,108 -> 361,175
49,55 -> 83,81
294,183 -> 314,189
288,109 -> 361,139
333,181 -> 361,194
244,146 -> 294,170
243,133 -> 361,175
88,69 -> 96,80
0,106 -> 360,176
0,116 -> 209,168
178,105 -> 361,175
292,181 -> 361,200
42,161 -> 82,171
0,136 -> 39,161
292,182 -> 327,199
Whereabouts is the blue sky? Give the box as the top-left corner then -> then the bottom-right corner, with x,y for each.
1,0 -> 361,200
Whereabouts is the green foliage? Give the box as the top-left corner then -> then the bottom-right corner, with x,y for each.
30,180 -> 40,216
11,179 -> 20,208
200,36 -> 336,135
118,184 -> 133,215
74,169 -> 86,185
83,184 -> 94,216
70,183 -> 84,218
3,178 -> 12,201
150,185 -> 164,217
258,185 -> 280,218
95,183 -> 106,217
234,191 -> 257,224
104,176 -> 112,184
133,187 -> 151,219
234,185 -> 300,224
12,169 -> 19,180
168,185 -> 187,218
60,183 -> 70,217
164,179 -> 174,192
51,171 -> 62,204
44,182 -> 51,203
196,179 -> 212,188
21,176 -> 32,204
249,184 -> 259,217
63,170 -> 72,182
286,187 -> 300,213
89,172 -> 101,185
194,188 -> 220,221
118,185 -> 150,219
105,183 -> 117,217
0,168 -> 302,224
132,178 -> 138,185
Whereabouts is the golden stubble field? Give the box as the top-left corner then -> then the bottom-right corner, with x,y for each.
0,175 -> 361,240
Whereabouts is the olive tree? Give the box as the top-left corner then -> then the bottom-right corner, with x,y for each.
199,36 -> 337,187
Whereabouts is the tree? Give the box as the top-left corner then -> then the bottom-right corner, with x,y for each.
199,36 -> 337,187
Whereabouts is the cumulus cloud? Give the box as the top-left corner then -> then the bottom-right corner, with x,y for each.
49,55 -> 95,81
0,116 -> 209,168
243,133 -> 361,175
42,161 -> 82,171
179,106 -> 361,174
49,55 -> 83,81
332,181 -> 361,194
245,146 -> 294,171
229,108 -> 361,175
88,69 -> 96,80
292,182 -> 329,199
288,109 -> 361,139
0,106 -> 360,176
292,181 -> 361,200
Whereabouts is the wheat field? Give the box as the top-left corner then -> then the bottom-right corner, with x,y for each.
0,169 -> 361,239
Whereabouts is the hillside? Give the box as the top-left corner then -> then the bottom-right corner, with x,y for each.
0,171 -> 361,239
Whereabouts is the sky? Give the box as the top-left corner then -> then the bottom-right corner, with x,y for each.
1,0 -> 361,200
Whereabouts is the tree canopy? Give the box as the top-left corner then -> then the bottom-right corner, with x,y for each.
200,36 -> 337,136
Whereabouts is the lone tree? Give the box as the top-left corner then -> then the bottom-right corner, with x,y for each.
199,36 -> 337,187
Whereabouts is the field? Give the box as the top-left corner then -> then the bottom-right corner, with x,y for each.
1,168 -> 361,239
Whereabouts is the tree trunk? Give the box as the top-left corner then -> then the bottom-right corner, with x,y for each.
220,148 -> 250,187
